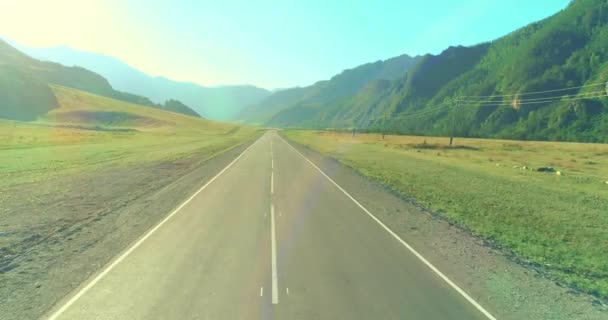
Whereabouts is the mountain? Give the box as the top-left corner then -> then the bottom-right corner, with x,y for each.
12,44 -> 271,121
269,79 -> 394,128
238,86 -> 311,124
266,44 -> 489,129
0,63 -> 58,121
159,99 -> 200,118
0,39 -> 200,120
238,54 -> 420,124
377,0 -> 608,142
261,0 -> 608,143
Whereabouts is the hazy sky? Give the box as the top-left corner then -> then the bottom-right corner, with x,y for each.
0,0 -> 570,89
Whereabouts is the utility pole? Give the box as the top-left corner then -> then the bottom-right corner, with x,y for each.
382,114 -> 387,140
449,98 -> 459,147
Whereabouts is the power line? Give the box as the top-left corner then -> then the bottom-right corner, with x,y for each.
460,90 -> 607,104
462,93 -> 608,107
384,81 -> 607,145
382,82 -> 606,124
461,81 -> 607,98
390,90 -> 606,119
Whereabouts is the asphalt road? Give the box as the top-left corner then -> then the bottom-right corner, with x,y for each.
46,131 -> 495,320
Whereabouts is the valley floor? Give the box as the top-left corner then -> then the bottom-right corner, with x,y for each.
1,120 -> 606,319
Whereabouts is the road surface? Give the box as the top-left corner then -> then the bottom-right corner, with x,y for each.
46,131 -> 495,320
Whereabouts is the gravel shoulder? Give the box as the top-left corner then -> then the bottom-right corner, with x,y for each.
282,135 -> 608,320
0,138 -> 256,320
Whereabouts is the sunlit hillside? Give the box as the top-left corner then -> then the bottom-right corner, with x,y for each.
42,86 -> 231,132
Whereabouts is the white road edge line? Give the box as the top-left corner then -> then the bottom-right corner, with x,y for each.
46,135 -> 264,320
279,136 -> 498,320
270,204 -> 279,304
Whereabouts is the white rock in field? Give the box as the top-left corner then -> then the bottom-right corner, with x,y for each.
522,166 -> 529,170
556,171 -> 563,176
604,181 -> 608,185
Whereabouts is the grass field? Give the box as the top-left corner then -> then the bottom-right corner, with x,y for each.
1,86 -> 261,189
283,130 -> 608,300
